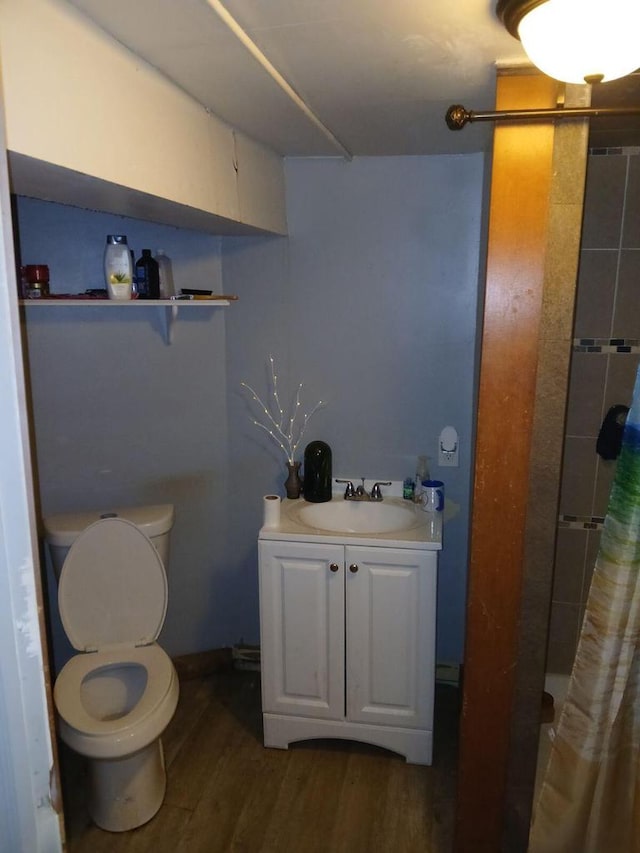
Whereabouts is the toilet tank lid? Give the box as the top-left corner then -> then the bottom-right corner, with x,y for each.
43,504 -> 175,547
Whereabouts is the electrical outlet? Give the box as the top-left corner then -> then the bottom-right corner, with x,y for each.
439,447 -> 458,466
438,426 -> 459,467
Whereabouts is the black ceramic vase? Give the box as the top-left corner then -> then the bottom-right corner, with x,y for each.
303,441 -> 332,502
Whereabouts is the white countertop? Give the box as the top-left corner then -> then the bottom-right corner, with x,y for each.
259,496 -> 442,551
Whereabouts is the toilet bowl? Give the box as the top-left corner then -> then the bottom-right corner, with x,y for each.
50,514 -> 179,832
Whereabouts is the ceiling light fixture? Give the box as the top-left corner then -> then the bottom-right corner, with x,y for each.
496,0 -> 640,84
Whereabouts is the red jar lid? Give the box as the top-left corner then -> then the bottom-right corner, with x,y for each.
25,264 -> 49,282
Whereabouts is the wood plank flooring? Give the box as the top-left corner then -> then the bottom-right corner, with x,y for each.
60,670 -> 458,853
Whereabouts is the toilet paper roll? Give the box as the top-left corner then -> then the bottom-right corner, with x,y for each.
263,495 -> 281,528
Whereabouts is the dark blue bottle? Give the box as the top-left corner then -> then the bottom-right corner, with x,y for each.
135,249 -> 160,299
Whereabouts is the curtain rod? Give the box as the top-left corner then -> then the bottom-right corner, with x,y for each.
446,104 -> 640,131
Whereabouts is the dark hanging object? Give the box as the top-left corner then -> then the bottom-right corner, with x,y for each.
596,405 -> 629,460
303,441 -> 332,503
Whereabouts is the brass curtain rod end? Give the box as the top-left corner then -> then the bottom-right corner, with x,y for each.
445,105 -> 472,130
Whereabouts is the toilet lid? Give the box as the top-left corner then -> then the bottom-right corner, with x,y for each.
58,517 -> 168,652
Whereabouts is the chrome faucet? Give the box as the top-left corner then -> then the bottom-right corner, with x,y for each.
370,481 -> 391,501
336,479 -> 357,499
336,478 -> 391,501
355,478 -> 368,499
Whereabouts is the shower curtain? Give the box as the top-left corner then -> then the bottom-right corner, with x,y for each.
530,363 -> 640,853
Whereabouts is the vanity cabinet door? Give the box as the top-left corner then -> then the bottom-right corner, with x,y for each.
345,546 -> 437,729
259,540 -> 345,721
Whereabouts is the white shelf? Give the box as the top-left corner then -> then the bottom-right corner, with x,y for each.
19,299 -> 231,307
19,298 -> 232,344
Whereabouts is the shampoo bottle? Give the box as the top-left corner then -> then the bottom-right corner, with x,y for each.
104,235 -> 133,300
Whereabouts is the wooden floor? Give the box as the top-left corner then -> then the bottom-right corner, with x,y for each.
61,670 -> 459,853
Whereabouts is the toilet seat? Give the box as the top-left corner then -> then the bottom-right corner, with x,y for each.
58,516 -> 167,651
54,644 -> 176,738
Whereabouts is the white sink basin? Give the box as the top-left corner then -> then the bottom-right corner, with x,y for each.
293,499 -> 420,534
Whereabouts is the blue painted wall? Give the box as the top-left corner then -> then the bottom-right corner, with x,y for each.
17,199 -> 232,668
17,152 -> 484,668
225,155 -> 484,663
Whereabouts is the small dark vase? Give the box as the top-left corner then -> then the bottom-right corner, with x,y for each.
284,461 -> 303,499
303,440 -> 332,503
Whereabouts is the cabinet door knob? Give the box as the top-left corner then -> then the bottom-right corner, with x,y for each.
329,562 -> 340,573
349,563 -> 359,573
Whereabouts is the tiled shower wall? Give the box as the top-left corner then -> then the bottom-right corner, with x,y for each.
547,148 -> 640,673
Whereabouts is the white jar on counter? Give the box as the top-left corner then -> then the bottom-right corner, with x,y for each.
104,235 -> 133,300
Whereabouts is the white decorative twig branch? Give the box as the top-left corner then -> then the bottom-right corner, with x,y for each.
241,356 -> 324,464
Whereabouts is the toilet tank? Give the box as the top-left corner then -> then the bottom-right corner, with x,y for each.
43,504 -> 175,581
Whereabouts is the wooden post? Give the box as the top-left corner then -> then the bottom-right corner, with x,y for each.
454,72 -> 560,852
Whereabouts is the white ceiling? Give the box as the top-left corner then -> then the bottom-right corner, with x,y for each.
67,0 -> 527,157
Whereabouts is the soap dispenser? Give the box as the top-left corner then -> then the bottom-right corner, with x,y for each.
303,441 -> 332,503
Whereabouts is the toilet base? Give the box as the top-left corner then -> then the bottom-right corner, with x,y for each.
87,738 -> 167,832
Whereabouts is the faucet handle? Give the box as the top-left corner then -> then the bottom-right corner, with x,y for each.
336,479 -> 356,498
370,481 -> 392,501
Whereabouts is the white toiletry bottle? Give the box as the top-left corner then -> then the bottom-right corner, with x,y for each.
104,235 -> 133,300
415,455 -> 429,500
155,249 -> 175,299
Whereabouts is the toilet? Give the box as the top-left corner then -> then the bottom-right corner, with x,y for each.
44,504 -> 179,832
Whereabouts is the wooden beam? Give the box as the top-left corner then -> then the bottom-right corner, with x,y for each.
454,72 -> 560,852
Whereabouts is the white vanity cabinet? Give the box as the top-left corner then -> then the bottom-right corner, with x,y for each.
258,538 -> 438,765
